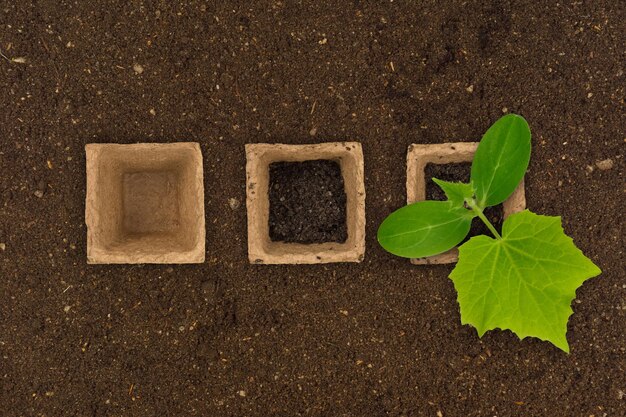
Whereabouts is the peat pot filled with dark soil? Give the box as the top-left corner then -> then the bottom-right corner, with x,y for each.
85,142 -> 205,264
245,143 -> 365,264
406,142 -> 526,264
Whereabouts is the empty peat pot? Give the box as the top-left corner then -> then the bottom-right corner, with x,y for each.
406,142 -> 526,264
85,143 -> 205,264
245,142 -> 366,264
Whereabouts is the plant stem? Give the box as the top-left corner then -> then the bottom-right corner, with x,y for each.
467,199 -> 502,240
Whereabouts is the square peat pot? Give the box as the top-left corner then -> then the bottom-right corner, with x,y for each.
406,142 -> 526,265
85,143 -> 205,264
245,142 -> 365,264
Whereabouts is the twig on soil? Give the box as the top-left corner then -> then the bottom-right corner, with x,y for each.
0,49 -> 11,62
0,49 -> 27,64
40,38 -> 50,53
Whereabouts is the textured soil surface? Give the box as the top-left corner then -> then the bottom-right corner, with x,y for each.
0,1 -> 624,416
425,162 -> 504,242
269,160 -> 347,244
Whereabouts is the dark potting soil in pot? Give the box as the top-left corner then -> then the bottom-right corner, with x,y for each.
425,162 -> 504,243
268,159 -> 348,244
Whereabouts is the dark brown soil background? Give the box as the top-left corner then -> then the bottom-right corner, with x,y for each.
269,160 -> 348,244
425,162 -> 504,242
0,1 -> 624,416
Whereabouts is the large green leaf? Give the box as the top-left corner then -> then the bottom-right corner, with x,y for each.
432,178 -> 474,206
449,210 -> 601,352
471,114 -> 531,207
377,201 -> 474,258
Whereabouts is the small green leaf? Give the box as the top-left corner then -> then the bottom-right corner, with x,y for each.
432,178 -> 474,206
449,210 -> 601,352
471,114 -> 531,207
377,201 -> 474,259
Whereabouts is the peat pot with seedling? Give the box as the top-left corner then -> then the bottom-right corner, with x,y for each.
377,114 -> 601,352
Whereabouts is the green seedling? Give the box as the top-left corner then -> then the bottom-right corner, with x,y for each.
377,114 -> 601,352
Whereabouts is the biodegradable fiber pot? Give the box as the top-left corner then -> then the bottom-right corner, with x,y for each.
406,142 -> 526,265
85,142 -> 205,264
245,142 -> 366,264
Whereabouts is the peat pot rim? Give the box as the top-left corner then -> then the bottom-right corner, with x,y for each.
245,142 -> 366,265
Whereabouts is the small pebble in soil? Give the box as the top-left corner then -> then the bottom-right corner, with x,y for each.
201,279 -> 216,299
219,73 -> 234,88
34,190 -> 44,198
596,158 -> 614,171
133,63 -> 144,74
63,305 -> 71,313
336,103 -> 350,117
309,127 -> 317,136
0,243 -> 6,251
238,390 -> 246,397
228,198 -> 240,210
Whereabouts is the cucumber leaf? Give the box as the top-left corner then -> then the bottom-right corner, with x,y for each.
377,201 -> 475,258
432,178 -> 474,206
471,114 -> 531,208
449,210 -> 601,352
